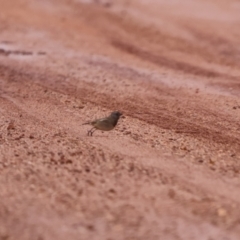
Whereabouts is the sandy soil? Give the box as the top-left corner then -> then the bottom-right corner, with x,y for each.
1,0 -> 240,239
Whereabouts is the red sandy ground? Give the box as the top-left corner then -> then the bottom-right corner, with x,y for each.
1,0 -> 240,239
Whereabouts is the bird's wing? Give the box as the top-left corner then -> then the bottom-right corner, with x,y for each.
98,118 -> 109,123
82,118 -> 106,126
93,117 -> 116,131
93,118 -> 111,126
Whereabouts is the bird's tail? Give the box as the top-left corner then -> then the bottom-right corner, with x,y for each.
82,122 -> 91,125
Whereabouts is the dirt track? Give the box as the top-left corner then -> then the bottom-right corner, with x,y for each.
1,0 -> 240,239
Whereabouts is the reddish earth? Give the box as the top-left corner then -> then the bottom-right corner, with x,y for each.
1,0 -> 240,239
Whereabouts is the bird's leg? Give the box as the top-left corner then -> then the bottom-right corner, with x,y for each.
87,127 -> 95,136
90,128 -> 97,136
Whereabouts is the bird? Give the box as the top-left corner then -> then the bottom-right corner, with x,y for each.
82,111 -> 123,136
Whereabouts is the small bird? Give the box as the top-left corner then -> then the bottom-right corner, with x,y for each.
82,111 -> 123,136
